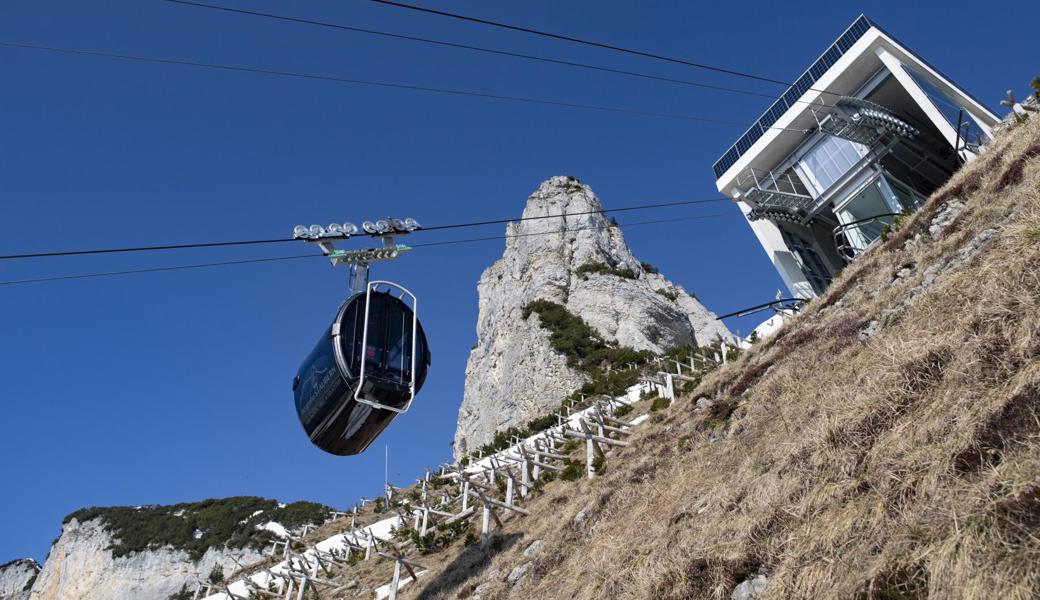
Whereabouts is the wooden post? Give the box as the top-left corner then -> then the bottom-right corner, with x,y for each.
586,435 -> 595,479
480,500 -> 491,550
461,480 -> 470,512
505,475 -> 514,507
520,457 -> 530,497
532,442 -> 542,481
389,559 -> 402,600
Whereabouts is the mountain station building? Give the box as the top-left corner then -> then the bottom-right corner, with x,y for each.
713,15 -> 999,298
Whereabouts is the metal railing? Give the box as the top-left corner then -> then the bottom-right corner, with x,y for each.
833,212 -> 901,260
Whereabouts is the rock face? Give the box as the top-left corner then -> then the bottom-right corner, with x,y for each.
454,176 -> 732,456
28,518 -> 263,600
0,559 -> 38,600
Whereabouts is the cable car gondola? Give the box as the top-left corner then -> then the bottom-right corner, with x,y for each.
290,220 -> 430,455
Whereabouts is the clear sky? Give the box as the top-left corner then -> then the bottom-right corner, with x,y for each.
1,0 -> 1034,562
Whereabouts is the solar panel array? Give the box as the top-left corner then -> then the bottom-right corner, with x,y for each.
712,16 -> 874,180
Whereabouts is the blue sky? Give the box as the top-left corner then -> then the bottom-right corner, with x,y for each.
0,0 -> 1034,562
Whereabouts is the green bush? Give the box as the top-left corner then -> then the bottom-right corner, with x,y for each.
655,289 -> 678,301
64,497 -> 331,561
650,396 -> 671,412
640,262 -> 659,274
525,414 -> 558,433
575,261 -> 636,280
463,300 -> 653,465
613,404 -> 633,417
560,461 -> 583,481
591,455 -> 606,474
208,564 -> 224,584
168,585 -> 193,600
522,300 -> 603,369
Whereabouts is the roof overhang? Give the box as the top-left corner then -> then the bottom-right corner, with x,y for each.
713,17 -> 1000,198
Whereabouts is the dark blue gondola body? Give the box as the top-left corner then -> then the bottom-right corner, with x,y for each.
293,291 -> 430,455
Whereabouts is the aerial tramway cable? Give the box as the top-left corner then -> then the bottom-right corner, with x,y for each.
0,198 -> 732,261
163,0 -> 783,101
0,212 -> 736,286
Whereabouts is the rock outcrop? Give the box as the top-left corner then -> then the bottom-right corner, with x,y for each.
0,559 -> 38,600
16,497 -> 330,600
28,518 -> 263,600
454,176 -> 732,456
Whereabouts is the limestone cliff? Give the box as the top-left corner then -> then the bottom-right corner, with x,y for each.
0,559 -> 38,600
19,497 -> 329,600
29,518 -> 263,600
454,176 -> 732,456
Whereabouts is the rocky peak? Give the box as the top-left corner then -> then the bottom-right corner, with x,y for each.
454,176 -> 732,457
0,558 -> 38,600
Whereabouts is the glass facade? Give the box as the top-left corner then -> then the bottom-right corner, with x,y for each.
833,175 -> 922,255
781,230 -> 833,295
800,136 -> 868,193
903,66 -> 991,144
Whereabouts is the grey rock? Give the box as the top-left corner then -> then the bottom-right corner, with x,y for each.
694,397 -> 714,411
858,320 -> 880,341
893,263 -> 915,283
507,562 -> 532,585
731,574 -> 769,600
929,199 -> 966,239
29,517 -> 265,600
522,540 -> 544,559
0,558 -> 38,600
455,176 -> 732,457
574,501 -> 595,525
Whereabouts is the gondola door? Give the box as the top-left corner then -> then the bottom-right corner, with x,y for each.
353,280 -> 419,413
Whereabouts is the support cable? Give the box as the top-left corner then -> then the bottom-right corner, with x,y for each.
0,41 -> 753,128
0,197 -> 731,261
0,211 -> 736,286
365,0 -> 792,86
163,0 -> 782,101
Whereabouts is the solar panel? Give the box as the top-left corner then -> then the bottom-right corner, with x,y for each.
712,15 -> 874,180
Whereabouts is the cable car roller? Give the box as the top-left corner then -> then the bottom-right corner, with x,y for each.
291,218 -> 431,456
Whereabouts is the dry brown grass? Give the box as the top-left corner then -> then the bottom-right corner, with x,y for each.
327,118 -> 1040,599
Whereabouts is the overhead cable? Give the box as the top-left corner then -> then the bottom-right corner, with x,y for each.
0,212 -> 737,286
0,197 -> 732,261
0,41 -> 754,128
365,0 -> 793,86
163,0 -> 780,101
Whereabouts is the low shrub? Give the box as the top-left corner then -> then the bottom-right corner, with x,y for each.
560,461 -> 584,481
575,261 -> 636,280
650,396 -> 672,412
64,497 -> 330,561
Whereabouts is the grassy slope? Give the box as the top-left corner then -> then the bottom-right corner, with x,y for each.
381,118 -> 1040,600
